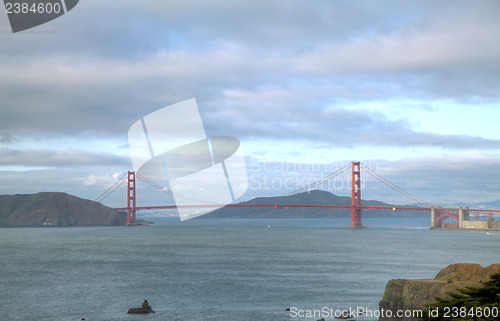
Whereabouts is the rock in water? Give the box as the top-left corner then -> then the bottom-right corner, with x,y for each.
127,299 -> 155,314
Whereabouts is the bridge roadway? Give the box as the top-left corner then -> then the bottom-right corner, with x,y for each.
114,204 -> 500,214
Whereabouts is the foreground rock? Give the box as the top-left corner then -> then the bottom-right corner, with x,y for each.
0,192 -> 126,227
127,300 -> 155,314
378,263 -> 500,321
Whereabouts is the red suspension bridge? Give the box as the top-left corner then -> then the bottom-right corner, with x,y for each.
95,161 -> 500,228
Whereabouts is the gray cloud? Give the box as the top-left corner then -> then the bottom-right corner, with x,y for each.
0,167 -> 128,204
1,0 -> 499,137
202,94 -> 500,149
0,133 -> 13,144
372,156 -> 500,204
0,148 -> 129,168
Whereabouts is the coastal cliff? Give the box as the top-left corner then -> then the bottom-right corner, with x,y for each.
378,263 -> 500,321
0,192 -> 126,227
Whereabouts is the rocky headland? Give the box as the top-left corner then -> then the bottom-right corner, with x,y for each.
378,263 -> 500,321
0,192 -> 126,227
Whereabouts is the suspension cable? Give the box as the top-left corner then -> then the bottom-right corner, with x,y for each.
94,172 -> 128,203
136,173 -> 223,205
282,162 -> 352,197
360,163 -> 431,207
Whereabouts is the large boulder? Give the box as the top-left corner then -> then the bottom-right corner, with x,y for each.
378,263 -> 500,321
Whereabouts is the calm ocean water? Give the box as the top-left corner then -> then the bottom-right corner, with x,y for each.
1,218 -> 499,321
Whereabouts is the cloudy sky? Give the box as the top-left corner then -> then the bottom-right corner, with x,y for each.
1,0 -> 499,207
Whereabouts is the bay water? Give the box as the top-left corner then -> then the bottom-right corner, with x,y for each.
1,218 -> 498,321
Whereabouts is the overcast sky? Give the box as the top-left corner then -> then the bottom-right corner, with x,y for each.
1,0 -> 499,207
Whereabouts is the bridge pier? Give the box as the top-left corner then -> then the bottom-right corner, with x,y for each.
349,161 -> 364,228
432,206 -> 462,229
126,171 -> 137,226
458,207 -> 464,228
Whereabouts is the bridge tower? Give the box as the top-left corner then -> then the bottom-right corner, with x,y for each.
349,161 -> 363,228
126,171 -> 136,226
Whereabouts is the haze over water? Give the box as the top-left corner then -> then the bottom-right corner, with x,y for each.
1,218 -> 498,321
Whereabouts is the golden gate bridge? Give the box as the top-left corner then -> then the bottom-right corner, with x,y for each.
95,161 -> 500,228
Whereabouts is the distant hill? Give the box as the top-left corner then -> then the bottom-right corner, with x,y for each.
408,199 -> 500,210
0,192 -> 126,227
478,199 -> 500,208
452,199 -> 500,209
201,190 -> 429,219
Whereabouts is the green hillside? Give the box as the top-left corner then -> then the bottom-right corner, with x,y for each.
0,192 -> 126,227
